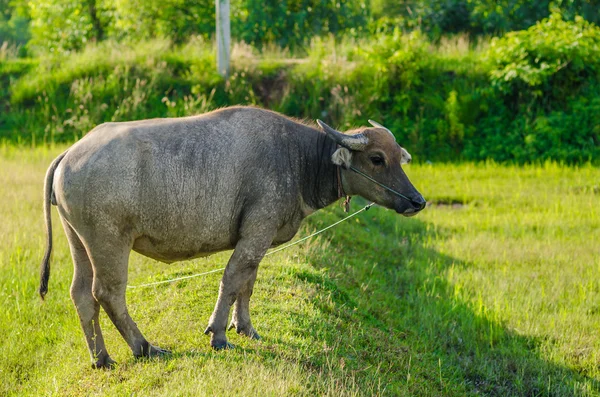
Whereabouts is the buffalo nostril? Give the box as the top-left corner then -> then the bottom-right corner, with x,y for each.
412,198 -> 426,210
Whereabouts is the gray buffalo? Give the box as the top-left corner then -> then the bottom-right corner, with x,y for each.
39,106 -> 425,368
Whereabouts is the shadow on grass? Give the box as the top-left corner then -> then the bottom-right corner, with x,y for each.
291,203 -> 599,396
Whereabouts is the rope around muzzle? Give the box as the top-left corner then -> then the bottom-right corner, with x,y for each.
348,166 -> 422,206
127,202 -> 375,289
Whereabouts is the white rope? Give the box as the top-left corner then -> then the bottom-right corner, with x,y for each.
127,202 -> 375,289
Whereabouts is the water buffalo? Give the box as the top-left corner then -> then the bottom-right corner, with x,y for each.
39,106 -> 425,368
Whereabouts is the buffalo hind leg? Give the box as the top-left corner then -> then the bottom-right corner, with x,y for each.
205,234 -> 272,349
228,271 -> 260,340
62,221 -> 114,369
87,239 -> 169,359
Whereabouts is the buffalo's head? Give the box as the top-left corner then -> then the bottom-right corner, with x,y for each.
318,119 -> 426,216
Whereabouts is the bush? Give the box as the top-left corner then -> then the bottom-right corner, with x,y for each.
1,31 -> 598,164
486,13 -> 600,105
475,13 -> 600,162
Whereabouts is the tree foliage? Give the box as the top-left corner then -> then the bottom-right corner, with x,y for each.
232,0 -> 369,49
28,0 -> 110,53
9,0 -> 600,54
110,0 -> 214,43
371,0 -> 600,37
0,0 -> 30,46
26,0 -> 214,53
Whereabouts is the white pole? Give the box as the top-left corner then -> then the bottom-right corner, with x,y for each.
216,0 -> 230,78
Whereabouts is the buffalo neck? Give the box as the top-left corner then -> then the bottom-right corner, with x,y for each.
295,128 -> 340,211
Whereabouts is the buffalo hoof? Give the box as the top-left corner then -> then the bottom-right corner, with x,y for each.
228,322 -> 261,340
204,325 -> 235,350
211,340 -> 235,350
134,342 -> 171,359
92,355 -> 116,370
147,344 -> 171,357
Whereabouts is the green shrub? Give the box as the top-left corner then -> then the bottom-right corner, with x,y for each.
486,13 -> 600,105
472,13 -> 600,163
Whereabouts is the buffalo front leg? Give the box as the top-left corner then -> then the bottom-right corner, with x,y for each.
204,235 -> 271,349
228,271 -> 260,340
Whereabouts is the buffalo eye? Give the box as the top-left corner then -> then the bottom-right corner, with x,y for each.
370,155 -> 385,166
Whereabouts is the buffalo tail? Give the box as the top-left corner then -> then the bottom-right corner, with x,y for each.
39,151 -> 68,300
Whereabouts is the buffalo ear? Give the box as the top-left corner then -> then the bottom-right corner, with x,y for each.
331,147 -> 352,169
400,147 -> 412,164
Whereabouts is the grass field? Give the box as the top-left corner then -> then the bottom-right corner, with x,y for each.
0,146 -> 599,396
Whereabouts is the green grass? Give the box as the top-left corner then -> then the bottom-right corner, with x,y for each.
1,146 -> 599,395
